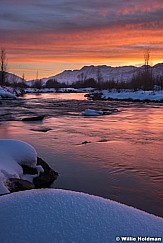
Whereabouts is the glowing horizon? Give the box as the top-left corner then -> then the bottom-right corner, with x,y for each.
1,0 -> 163,80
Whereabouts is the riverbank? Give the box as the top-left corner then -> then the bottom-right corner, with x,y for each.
87,90 -> 163,102
2,84 -> 163,103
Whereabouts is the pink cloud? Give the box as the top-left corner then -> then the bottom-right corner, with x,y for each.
99,9 -> 108,17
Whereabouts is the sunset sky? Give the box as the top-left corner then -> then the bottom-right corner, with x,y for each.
1,0 -> 163,80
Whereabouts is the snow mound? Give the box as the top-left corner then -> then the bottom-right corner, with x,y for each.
0,139 -> 39,194
0,87 -> 16,99
81,109 -> 103,116
81,108 -> 118,116
0,189 -> 162,243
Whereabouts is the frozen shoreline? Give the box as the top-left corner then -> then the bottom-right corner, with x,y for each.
1,84 -> 163,103
87,90 -> 163,102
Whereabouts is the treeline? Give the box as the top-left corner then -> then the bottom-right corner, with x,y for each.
9,75 -> 163,91
64,75 -> 163,91
129,68 -> 163,91
70,66 -> 163,91
2,79 -> 28,89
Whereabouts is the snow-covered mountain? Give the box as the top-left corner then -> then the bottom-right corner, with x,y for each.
3,63 -> 163,87
40,65 -> 137,85
38,63 -> 163,85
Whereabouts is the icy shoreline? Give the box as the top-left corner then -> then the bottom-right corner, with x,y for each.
1,84 -> 163,103
87,90 -> 163,102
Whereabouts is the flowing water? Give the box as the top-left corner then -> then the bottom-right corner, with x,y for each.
0,93 -> 163,217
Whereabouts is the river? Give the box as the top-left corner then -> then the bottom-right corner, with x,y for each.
0,93 -> 163,217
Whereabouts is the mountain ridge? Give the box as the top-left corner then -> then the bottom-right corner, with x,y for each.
2,63 -> 163,87
37,63 -> 163,86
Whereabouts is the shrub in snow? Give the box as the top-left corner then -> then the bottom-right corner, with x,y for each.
0,189 -> 162,243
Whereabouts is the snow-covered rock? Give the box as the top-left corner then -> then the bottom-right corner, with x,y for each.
0,189 -> 162,243
0,139 -> 40,194
0,140 -> 58,194
81,109 -> 103,116
81,108 -> 119,116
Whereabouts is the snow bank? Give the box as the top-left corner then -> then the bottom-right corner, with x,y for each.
0,139 -> 39,194
0,189 -> 162,243
24,87 -> 92,94
0,87 -> 16,99
89,90 -> 163,102
24,87 -> 57,93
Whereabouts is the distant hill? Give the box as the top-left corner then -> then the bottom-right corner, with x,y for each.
1,72 -> 25,85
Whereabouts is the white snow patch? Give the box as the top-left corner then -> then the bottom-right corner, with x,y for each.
24,87 -> 57,93
81,109 -> 103,116
81,108 -> 118,116
0,189 -> 162,243
36,165 -> 44,173
89,90 -> 163,102
24,87 -> 92,94
0,87 -> 16,99
0,139 -> 42,194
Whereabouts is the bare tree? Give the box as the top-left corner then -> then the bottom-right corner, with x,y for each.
97,67 -> 103,84
22,73 -> 25,81
143,49 -> 153,90
0,48 -> 7,86
144,49 -> 150,73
